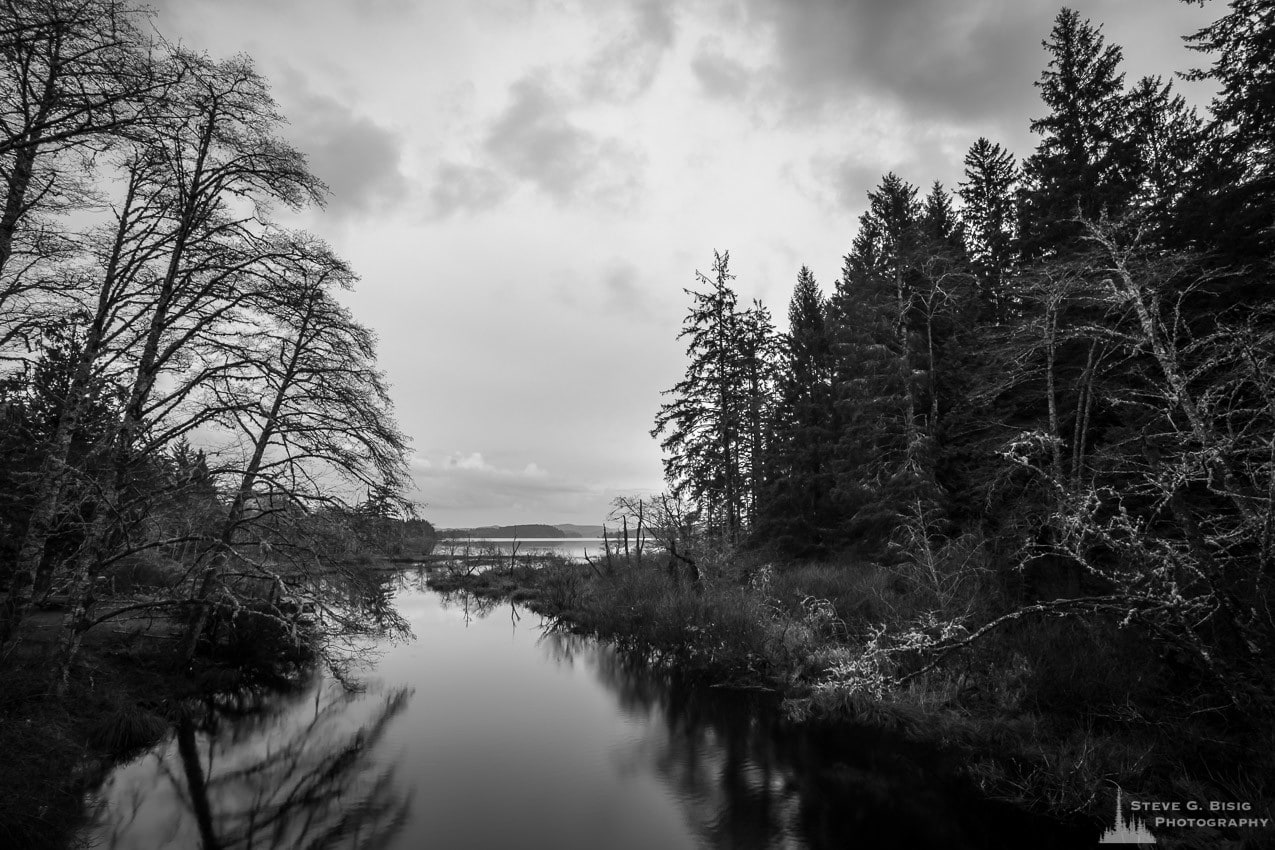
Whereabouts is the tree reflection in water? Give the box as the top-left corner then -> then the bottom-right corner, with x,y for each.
541,630 -> 1087,850
435,586 -> 521,630
90,682 -> 414,850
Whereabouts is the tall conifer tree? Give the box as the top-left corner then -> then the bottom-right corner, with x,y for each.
959,138 -> 1020,324
1182,0 -> 1275,260
756,267 -> 837,554
653,252 -> 749,540
829,174 -> 934,546
1020,8 -> 1134,257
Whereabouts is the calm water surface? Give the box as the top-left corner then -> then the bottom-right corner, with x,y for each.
80,571 -> 1092,849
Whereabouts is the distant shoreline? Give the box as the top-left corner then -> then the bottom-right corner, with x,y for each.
437,523 -> 607,540
435,537 -> 609,542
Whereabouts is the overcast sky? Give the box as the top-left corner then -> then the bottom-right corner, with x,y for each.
150,0 -> 1219,528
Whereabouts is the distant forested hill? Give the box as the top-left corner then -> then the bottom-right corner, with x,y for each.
555,524 -> 605,538
438,524 -> 574,539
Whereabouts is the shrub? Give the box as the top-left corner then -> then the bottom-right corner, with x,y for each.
87,706 -> 169,754
192,600 -> 314,670
1011,617 -> 1164,718
104,553 -> 182,593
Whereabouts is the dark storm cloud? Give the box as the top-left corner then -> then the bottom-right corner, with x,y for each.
483,73 -> 644,207
738,0 -> 1043,124
428,162 -> 511,218
581,0 -> 676,102
733,0 -> 1216,131
280,75 -> 409,219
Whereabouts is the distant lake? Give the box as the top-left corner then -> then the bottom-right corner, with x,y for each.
433,537 -> 643,562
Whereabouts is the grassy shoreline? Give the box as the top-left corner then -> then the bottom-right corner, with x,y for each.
426,554 -> 1274,847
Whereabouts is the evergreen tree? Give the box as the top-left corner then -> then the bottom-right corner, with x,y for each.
653,251 -> 747,540
1124,75 -> 1205,234
1182,0 -> 1275,260
735,299 -> 780,530
756,267 -> 838,555
1020,8 -> 1134,257
914,182 -> 974,454
829,174 -> 936,548
959,138 -> 1020,323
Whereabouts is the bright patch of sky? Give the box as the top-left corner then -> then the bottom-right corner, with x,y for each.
150,0 -> 1218,526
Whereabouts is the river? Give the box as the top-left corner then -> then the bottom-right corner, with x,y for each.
79,569 -> 1092,849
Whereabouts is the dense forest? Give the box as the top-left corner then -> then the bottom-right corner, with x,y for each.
645,0 -> 1275,812
0,0 -> 418,692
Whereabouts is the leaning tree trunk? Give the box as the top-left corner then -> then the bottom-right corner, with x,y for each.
175,288 -> 313,665
174,548 -> 229,667
48,115 -> 217,678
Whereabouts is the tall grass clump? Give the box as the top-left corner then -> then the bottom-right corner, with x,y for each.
540,548 -> 872,685
87,705 -> 170,754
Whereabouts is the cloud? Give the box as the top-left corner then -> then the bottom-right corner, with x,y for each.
450,452 -> 492,471
601,260 -> 655,318
797,154 -> 883,214
278,72 -> 410,219
427,161 -> 511,218
690,41 -> 753,101
482,73 -> 645,208
739,0 -> 1043,126
413,452 -> 598,520
433,452 -> 571,491
580,0 -> 676,102
807,127 -> 976,216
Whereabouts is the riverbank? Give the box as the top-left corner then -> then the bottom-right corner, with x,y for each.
427,554 -> 1274,847
0,601 -> 313,850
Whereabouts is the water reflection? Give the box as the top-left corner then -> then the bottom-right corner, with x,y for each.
540,629 -> 1089,849
84,582 -> 1089,850
561,634 -> 801,848
89,683 -> 414,850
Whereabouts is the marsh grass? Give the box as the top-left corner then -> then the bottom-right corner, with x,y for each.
525,552 -> 874,686
87,705 -> 170,754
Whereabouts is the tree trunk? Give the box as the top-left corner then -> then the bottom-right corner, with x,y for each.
50,572 -> 105,696
57,117 -> 217,671
0,136 -> 40,279
175,554 -> 224,666
635,501 -> 644,560
896,267 -> 919,470
1070,340 -> 1099,484
1044,295 -> 1065,486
